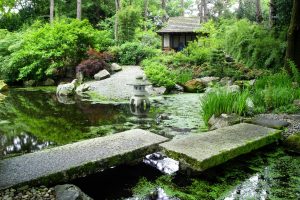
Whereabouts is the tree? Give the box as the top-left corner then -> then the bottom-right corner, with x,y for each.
285,0 -> 300,70
181,0 -> 184,16
269,0 -> 276,27
77,0 -> 81,20
256,0 -> 263,23
197,0 -> 208,23
50,0 -> 54,23
114,0 -> 121,41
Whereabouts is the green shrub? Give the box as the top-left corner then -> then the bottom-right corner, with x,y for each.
110,41 -> 159,65
144,62 -> 176,89
200,90 -> 249,126
0,19 -> 113,83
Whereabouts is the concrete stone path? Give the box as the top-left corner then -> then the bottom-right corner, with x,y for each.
87,66 -> 159,100
160,123 -> 281,172
0,129 -> 168,189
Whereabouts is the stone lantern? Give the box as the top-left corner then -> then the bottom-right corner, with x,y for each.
128,75 -> 151,116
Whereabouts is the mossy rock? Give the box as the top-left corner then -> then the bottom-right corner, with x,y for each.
0,80 -> 8,91
184,79 -> 206,93
284,133 -> 300,154
0,93 -> 6,101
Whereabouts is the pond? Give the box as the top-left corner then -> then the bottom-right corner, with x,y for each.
0,88 -> 204,157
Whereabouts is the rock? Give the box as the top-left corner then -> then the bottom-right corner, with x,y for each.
249,116 -> 290,129
225,54 -> 234,63
43,78 -> 55,86
56,79 -> 79,96
152,86 -> 167,95
226,85 -> 240,93
184,79 -> 206,93
94,69 -> 110,80
294,99 -> 300,107
284,133 -> 300,154
246,98 -> 255,112
143,152 -> 179,175
248,79 -> 256,86
208,114 -> 241,130
24,80 -> 36,87
219,77 -> 233,86
198,76 -> 220,86
174,84 -> 184,92
111,63 -> 122,72
55,184 -> 93,200
75,83 -> 90,94
0,80 -> 8,91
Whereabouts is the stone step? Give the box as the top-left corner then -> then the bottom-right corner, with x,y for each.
0,129 -> 168,190
248,117 -> 290,129
160,123 -> 281,172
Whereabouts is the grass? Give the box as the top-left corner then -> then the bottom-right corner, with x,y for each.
200,90 -> 249,126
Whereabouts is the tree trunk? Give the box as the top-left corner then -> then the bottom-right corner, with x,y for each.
181,0 -> 184,16
50,0 -> 54,23
162,0 -> 167,22
269,0 -> 276,27
114,0 -> 121,41
202,0 -> 208,22
197,0 -> 203,23
285,0 -> 300,70
77,0 -> 81,20
256,0 -> 263,23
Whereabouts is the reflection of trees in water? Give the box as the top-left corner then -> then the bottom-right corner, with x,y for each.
0,132 -> 53,156
0,90 -> 132,154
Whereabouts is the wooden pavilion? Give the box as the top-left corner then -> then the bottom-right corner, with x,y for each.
157,17 -> 201,51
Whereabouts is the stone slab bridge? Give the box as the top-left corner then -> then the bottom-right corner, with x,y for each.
0,123 -> 281,190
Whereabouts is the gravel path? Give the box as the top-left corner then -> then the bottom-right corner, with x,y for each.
257,114 -> 300,138
87,66 -> 159,100
0,186 -> 55,200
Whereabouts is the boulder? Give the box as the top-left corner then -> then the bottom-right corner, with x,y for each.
55,184 -> 93,200
94,69 -> 110,80
56,79 -> 79,96
284,133 -> 300,154
198,76 -> 220,86
152,86 -> 167,95
43,78 -> 55,86
294,99 -> 300,107
174,84 -> 184,92
208,114 -> 241,130
111,63 -> 122,72
248,79 -> 256,86
249,116 -> 290,129
184,79 -> 206,93
219,77 -> 233,86
24,80 -> 36,87
75,83 -> 91,94
0,80 -> 8,91
226,85 -> 240,93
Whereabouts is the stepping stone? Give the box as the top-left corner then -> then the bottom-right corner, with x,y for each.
94,69 -> 110,80
0,129 -> 168,189
249,117 -> 290,129
160,123 -> 281,172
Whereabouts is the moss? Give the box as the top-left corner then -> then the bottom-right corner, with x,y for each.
14,86 -> 57,93
163,130 -> 282,171
86,91 -> 127,103
284,133 -> 300,153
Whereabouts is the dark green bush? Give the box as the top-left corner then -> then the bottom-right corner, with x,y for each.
0,19 -> 113,83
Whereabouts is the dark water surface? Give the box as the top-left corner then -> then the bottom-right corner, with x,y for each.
0,89 -> 203,157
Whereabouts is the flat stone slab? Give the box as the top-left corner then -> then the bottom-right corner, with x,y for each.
160,123 -> 281,172
0,129 -> 168,189
249,117 -> 290,129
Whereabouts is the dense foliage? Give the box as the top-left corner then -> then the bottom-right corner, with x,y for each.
0,19 -> 112,83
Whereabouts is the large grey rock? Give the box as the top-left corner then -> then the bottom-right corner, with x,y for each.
198,76 -> 220,86
75,84 -> 90,94
184,79 -> 206,93
219,77 -> 233,86
94,69 -> 110,80
24,80 -> 36,87
0,129 -> 168,189
294,99 -> 300,107
56,79 -> 79,96
111,63 -> 122,72
43,78 -> 55,86
284,133 -> 300,154
208,114 -> 241,130
152,86 -> 167,95
160,123 -> 281,171
246,98 -> 255,112
143,152 -> 179,175
226,85 -> 240,93
249,117 -> 290,129
0,80 -> 8,91
0,93 -> 6,101
55,184 -> 92,200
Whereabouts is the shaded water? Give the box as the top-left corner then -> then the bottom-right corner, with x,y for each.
0,88 -> 203,157
72,146 -> 300,200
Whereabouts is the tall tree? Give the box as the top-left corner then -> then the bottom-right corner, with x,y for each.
114,0 -> 121,41
144,0 -> 149,30
50,0 -> 54,23
77,0 -> 81,20
269,0 -> 276,27
256,0 -> 263,23
285,0 -> 300,70
181,0 -> 184,16
197,0 -> 208,23
162,0 -> 167,22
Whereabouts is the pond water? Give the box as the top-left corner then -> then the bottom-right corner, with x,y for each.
0,88 -> 203,157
